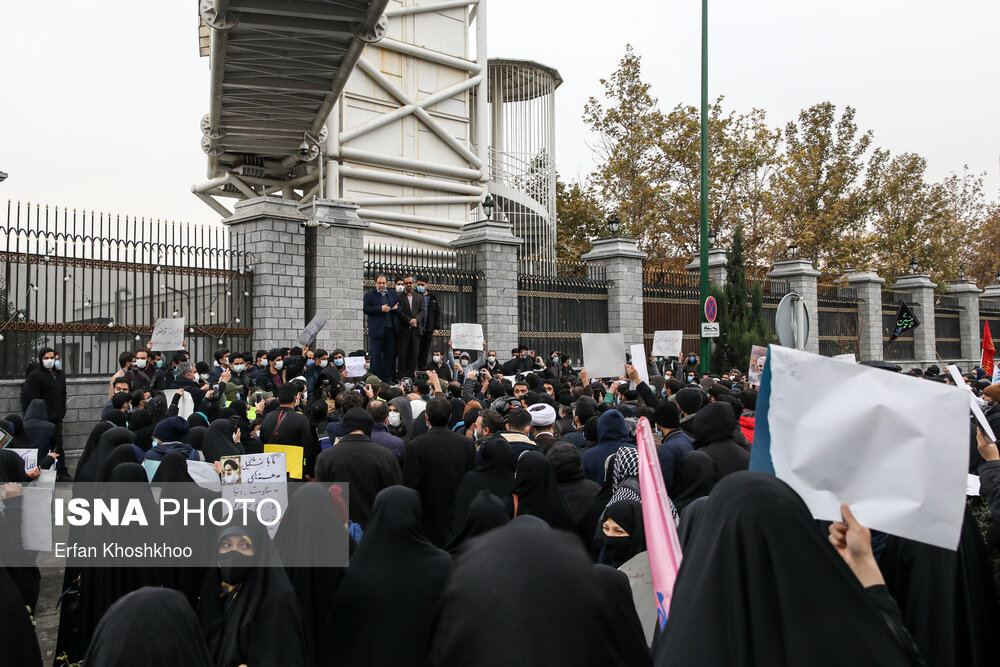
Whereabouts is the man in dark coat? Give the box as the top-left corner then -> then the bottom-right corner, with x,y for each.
363,273 -> 399,382
416,275 -> 442,371
315,408 -> 403,527
261,383 -> 320,478
404,396 -> 476,547
547,442 -> 600,527
395,274 -> 424,379
672,401 -> 750,511
20,347 -> 69,479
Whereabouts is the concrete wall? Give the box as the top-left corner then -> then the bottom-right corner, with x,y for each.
0,377 -> 108,464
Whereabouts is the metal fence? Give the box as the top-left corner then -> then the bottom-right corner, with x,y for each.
982,298 -> 1000,353
934,294 -> 962,360
817,283 -> 860,357
882,289 -> 915,361
642,269 -> 701,356
0,201 -> 254,379
518,262 -> 610,362
362,245 -> 480,353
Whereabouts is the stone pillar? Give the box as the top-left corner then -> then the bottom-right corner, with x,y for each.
891,273 -> 937,362
768,258 -> 821,355
843,269 -> 885,361
945,280 -> 981,362
582,237 -> 647,350
451,220 -> 522,358
983,283 -> 1000,300
225,197 -> 306,350
684,247 -> 728,288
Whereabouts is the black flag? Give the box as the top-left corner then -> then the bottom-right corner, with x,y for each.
889,301 -> 920,342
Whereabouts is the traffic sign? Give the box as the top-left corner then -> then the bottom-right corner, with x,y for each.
775,292 -> 810,350
701,322 -> 720,338
704,296 -> 717,323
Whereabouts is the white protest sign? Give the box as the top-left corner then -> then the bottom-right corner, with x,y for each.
747,345 -> 768,387
629,344 -> 650,390
7,448 -> 38,472
187,460 -> 222,492
345,356 -> 367,378
946,364 -> 996,442
967,474 -> 981,496
297,314 -> 327,346
581,333 -> 626,379
21,486 -> 52,551
220,452 -> 288,535
833,353 -> 857,364
993,365 -> 1000,385
151,317 -> 185,351
163,389 -> 195,420
451,323 -> 484,351
651,330 -> 683,358
768,345 -> 968,550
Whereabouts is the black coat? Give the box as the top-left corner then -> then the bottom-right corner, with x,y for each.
22,399 -> 56,468
20,366 -> 66,422
404,426 -> 476,547
548,442 -> 601,527
396,289 -> 424,330
261,406 -> 319,477
314,433 -> 403,527
421,289 -> 442,333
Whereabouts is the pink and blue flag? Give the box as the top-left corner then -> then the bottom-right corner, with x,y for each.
636,416 -> 683,630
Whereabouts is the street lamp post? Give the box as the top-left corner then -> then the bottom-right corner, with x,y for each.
482,194 -> 495,221
698,0 -> 710,375
607,213 -> 621,238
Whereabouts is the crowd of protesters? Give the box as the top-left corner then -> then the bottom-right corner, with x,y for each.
1,298 -> 1000,665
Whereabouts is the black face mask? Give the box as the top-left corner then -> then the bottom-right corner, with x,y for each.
603,535 -> 633,564
218,551 -> 253,585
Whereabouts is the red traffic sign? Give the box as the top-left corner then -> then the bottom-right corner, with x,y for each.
704,296 -> 718,323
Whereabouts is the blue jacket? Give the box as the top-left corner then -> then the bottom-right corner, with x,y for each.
581,410 -> 633,485
363,288 -> 399,339
658,429 -> 694,493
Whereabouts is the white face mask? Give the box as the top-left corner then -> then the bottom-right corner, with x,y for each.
258,359 -> 268,367
488,355 -> 496,363
233,364 -> 246,373
388,412 -> 402,427
42,358 -> 55,370
232,433 -> 238,443
199,373 -> 209,382
395,284 -> 405,293
319,359 -> 328,368
274,360 -> 283,370
135,358 -> 147,369
433,355 -> 441,364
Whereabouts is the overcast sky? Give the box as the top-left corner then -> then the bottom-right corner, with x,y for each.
2,1 -> 997,225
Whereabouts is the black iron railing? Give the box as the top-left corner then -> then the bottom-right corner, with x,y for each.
518,264 -> 611,362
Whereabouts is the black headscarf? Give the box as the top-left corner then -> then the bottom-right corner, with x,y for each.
0,448 -> 30,483
449,436 -> 515,536
0,566 -> 41,665
655,471 -> 919,666
593,564 -> 653,665
75,421 -> 116,478
202,419 -> 243,463
151,450 -> 196,483
105,410 -> 129,428
84,587 -> 213,666
274,483 -> 351,667
98,443 -> 139,483
2,414 -> 27,446
446,489 -> 509,557
196,522 -> 306,667
128,408 -> 157,451
188,412 -> 210,429
185,425 -> 207,450
879,504 -> 1000,667
328,486 -> 452,666
430,521 -> 651,666
599,499 -> 647,567
677,496 -> 708,550
507,451 -> 575,531
75,427 -> 134,483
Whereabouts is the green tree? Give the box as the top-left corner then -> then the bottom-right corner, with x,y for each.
711,225 -> 770,373
555,177 -> 605,263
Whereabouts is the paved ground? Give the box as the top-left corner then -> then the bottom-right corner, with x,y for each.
36,566 -> 63,665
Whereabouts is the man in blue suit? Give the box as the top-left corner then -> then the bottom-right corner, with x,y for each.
363,273 -> 399,382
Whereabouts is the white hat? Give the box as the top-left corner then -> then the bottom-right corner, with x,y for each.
527,403 -> 556,427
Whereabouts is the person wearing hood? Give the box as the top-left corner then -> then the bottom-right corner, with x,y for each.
652,400 -> 693,493
672,401 -> 750,511
202,418 -> 244,464
674,387 -> 705,439
404,396 -> 476,547
197,522 -> 306,667
84,587 -> 214,667
547,442 -> 600,527
449,420 -> 515,537
505,451 -> 575,531
367,399 -> 406,464
430,520 -> 650,667
448,338 -> 486,384
21,399 -> 60,470
388,394 -> 414,440
655,472 -> 922,666
597,499 -> 647,568
20,346 -> 70,480
581,410 -> 633,485
446,489 -> 510,557
0,566 -> 42,666
328,486 -> 452,666
143,416 -> 200,461
74,426 -> 136,483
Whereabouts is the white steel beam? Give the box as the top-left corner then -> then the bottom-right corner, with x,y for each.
368,222 -> 453,247
386,0 -> 478,17
339,147 -> 482,181
339,166 -> 485,195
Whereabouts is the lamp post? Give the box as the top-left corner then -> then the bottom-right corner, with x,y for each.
708,229 -> 716,248
909,257 -> 918,274
482,193 -> 495,221
698,0 -> 710,374
607,212 -> 621,238
788,243 -> 798,259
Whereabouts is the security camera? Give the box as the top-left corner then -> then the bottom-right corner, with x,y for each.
298,140 -> 311,158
